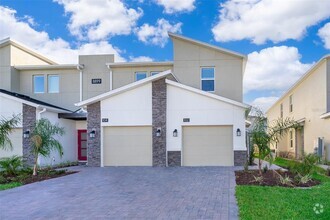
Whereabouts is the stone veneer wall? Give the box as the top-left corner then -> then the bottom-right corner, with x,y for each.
234,150 -> 247,166
87,101 -> 101,166
22,104 -> 36,166
152,78 -> 167,166
167,151 -> 181,167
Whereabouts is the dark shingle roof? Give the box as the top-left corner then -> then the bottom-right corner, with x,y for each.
0,89 -> 71,112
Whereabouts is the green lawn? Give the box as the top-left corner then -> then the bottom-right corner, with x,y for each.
0,182 -> 22,191
272,157 -> 327,174
236,158 -> 330,219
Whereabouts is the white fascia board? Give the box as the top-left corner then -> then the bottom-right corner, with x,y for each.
0,93 -> 70,114
165,79 -> 250,109
14,64 -> 80,70
106,61 -> 174,67
320,112 -> 330,119
168,32 -> 247,59
76,69 -> 173,107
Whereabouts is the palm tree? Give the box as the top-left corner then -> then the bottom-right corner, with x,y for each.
30,118 -> 65,176
0,115 -> 21,151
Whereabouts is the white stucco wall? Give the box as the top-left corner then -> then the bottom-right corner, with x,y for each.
76,121 -> 87,130
0,96 -> 23,158
101,83 -> 152,126
38,111 -> 77,165
167,84 -> 246,151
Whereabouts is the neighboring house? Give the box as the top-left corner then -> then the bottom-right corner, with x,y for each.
0,33 -> 249,167
267,55 -> 330,160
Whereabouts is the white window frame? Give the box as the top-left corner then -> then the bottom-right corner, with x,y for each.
135,71 -> 147,81
150,71 -> 160,76
200,67 -> 215,92
48,75 -> 60,93
33,75 -> 45,94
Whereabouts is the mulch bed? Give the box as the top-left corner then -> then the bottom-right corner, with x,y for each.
21,171 -> 78,185
235,170 -> 320,187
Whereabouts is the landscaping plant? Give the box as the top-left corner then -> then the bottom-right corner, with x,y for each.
250,109 -> 300,174
290,153 -> 319,175
0,115 -> 20,151
30,118 -> 65,176
0,155 -> 23,176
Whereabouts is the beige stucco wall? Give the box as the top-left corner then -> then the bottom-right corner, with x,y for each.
172,38 -> 244,102
111,65 -> 173,89
19,69 -> 80,111
79,54 -> 114,100
0,45 -> 12,90
10,45 -> 51,66
267,60 -> 330,159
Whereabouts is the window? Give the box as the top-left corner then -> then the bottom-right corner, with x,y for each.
280,103 -> 283,118
150,71 -> 160,76
290,130 -> 294,148
201,67 -> 215,92
48,75 -> 59,93
289,95 -> 293,112
135,72 -> 147,81
33,75 -> 44,93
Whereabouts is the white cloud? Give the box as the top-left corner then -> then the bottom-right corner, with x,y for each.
250,96 -> 279,113
318,22 -> 330,49
212,0 -> 330,44
136,18 -> 182,47
55,0 -> 143,41
129,56 -> 154,62
0,6 -> 125,63
155,0 -> 195,14
244,46 -> 312,93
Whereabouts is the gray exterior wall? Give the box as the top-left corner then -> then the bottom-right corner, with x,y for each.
80,55 -> 114,100
22,104 -> 36,166
167,151 -> 181,166
152,78 -> 167,166
87,101 -> 101,166
172,37 -> 244,102
19,68 -> 80,111
234,150 -> 247,166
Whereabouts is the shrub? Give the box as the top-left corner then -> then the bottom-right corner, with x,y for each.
279,175 -> 293,186
252,176 -> 263,185
0,175 -> 7,184
290,153 -> 319,175
0,155 -> 23,176
278,151 -> 295,159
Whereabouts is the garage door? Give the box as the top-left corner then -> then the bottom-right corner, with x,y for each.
103,126 -> 152,166
182,126 -> 233,166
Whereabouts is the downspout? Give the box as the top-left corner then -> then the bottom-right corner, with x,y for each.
106,64 -> 113,91
77,64 -> 85,102
37,107 -> 47,120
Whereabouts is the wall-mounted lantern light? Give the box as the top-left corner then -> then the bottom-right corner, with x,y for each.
89,129 -> 96,138
156,127 -> 161,137
23,130 -> 30,138
236,128 -> 241,137
173,129 -> 178,137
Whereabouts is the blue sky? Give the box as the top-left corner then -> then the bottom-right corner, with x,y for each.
1,0 -> 330,110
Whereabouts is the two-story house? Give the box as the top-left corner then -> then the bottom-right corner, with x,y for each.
267,55 -> 330,160
0,33 -> 249,167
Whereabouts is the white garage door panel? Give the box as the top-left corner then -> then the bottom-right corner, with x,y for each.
104,126 -> 152,166
183,126 -> 233,166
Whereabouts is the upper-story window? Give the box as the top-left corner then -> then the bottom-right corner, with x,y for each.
201,67 -> 215,92
151,71 -> 160,76
48,75 -> 59,93
33,75 -> 45,93
280,103 -> 283,118
289,95 -> 293,112
135,72 -> 147,81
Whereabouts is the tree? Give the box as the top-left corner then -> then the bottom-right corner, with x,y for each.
0,115 -> 21,151
30,118 -> 65,176
250,109 -> 300,174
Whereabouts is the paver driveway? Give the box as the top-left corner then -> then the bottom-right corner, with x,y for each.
0,167 -> 238,219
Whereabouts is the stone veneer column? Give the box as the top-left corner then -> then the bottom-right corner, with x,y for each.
152,78 -> 167,166
234,150 -> 247,166
87,101 -> 101,166
167,151 -> 181,166
22,104 -> 36,166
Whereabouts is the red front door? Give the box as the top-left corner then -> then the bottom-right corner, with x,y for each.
78,130 -> 87,161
